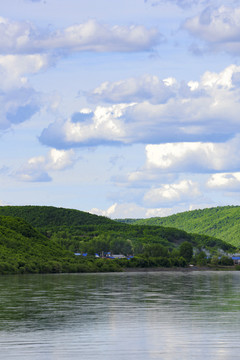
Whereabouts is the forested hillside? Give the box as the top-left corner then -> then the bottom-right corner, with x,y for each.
0,205 -> 113,228
0,214 -> 136,274
0,215 -> 85,274
117,206 -> 240,247
0,206 -> 235,256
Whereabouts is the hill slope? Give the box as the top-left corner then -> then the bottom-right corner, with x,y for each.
0,205 -> 113,228
0,206 -> 235,255
0,215 -> 83,274
119,206 -> 240,247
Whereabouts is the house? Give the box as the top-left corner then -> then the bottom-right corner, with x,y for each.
232,255 -> 240,264
105,253 -> 126,259
110,254 -> 126,259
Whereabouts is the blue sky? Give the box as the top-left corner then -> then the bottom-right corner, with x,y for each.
1,0 -> 240,218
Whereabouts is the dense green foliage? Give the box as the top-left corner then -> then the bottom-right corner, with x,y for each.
0,206 -> 236,274
0,205 -> 234,253
0,205 -> 236,252
180,242 -> 193,263
0,215 -> 125,274
0,205 -> 113,228
117,206 -> 240,247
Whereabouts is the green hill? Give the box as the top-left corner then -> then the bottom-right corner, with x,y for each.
118,205 -> 240,247
0,205 -> 113,228
0,206 -> 235,256
0,215 -> 83,274
0,214 -> 129,274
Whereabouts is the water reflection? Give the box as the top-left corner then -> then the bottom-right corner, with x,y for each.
0,271 -> 239,359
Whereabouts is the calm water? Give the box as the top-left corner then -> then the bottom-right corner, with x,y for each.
0,271 -> 239,359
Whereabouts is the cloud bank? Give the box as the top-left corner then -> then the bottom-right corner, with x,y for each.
184,6 -> 240,55
16,148 -> 75,182
0,17 -> 161,55
40,65 -> 240,148
207,172 -> 240,191
0,54 -> 47,129
144,137 -> 240,173
144,180 -> 200,206
0,16 -> 161,131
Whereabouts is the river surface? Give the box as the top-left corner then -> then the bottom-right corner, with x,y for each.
0,271 -> 240,359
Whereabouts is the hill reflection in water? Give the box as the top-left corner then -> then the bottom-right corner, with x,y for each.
0,271 -> 239,359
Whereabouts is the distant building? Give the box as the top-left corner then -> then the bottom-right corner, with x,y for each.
232,254 -> 240,264
110,255 -> 126,259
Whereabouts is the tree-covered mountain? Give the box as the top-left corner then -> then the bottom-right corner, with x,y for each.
0,214 -> 130,274
0,206 -> 235,257
0,205 -> 113,228
116,206 -> 240,247
0,215 -> 81,274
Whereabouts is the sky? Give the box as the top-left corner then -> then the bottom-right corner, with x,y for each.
1,0 -> 240,218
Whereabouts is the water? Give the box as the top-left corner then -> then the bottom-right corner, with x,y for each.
0,271 -> 239,360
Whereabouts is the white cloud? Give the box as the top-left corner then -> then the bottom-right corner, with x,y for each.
0,88 -> 40,130
184,6 -> 240,55
41,65 -> 240,148
88,75 -> 176,104
0,17 -> 161,55
207,172 -> 240,190
16,148 -> 75,182
0,15 -> 160,131
40,104 -> 135,148
90,202 -> 159,219
0,54 -> 50,89
90,203 -> 118,218
145,207 -> 178,217
46,148 -> 75,171
144,180 -> 200,206
0,54 -> 50,130
90,201 -> 202,219
145,136 -> 240,173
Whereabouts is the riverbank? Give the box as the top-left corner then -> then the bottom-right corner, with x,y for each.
123,265 -> 238,272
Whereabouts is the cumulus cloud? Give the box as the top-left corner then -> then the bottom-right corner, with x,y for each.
90,202 -> 181,219
90,201 -> 208,218
0,54 -> 50,89
0,87 -> 40,130
87,75 -> 177,104
143,180 -> 200,206
0,54 -> 50,130
0,15 -> 160,130
184,6 -> 240,55
122,136 -> 240,198
40,65 -> 240,148
0,17 -> 161,55
40,104 -> 134,148
145,136 -> 240,173
207,172 -> 240,190
16,148 -> 75,182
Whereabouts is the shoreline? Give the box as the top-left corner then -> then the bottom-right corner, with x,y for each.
123,265 -> 237,272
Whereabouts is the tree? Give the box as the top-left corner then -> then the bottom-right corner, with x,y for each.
195,251 -> 207,266
179,241 -> 193,263
110,238 -> 133,255
144,244 -> 168,257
